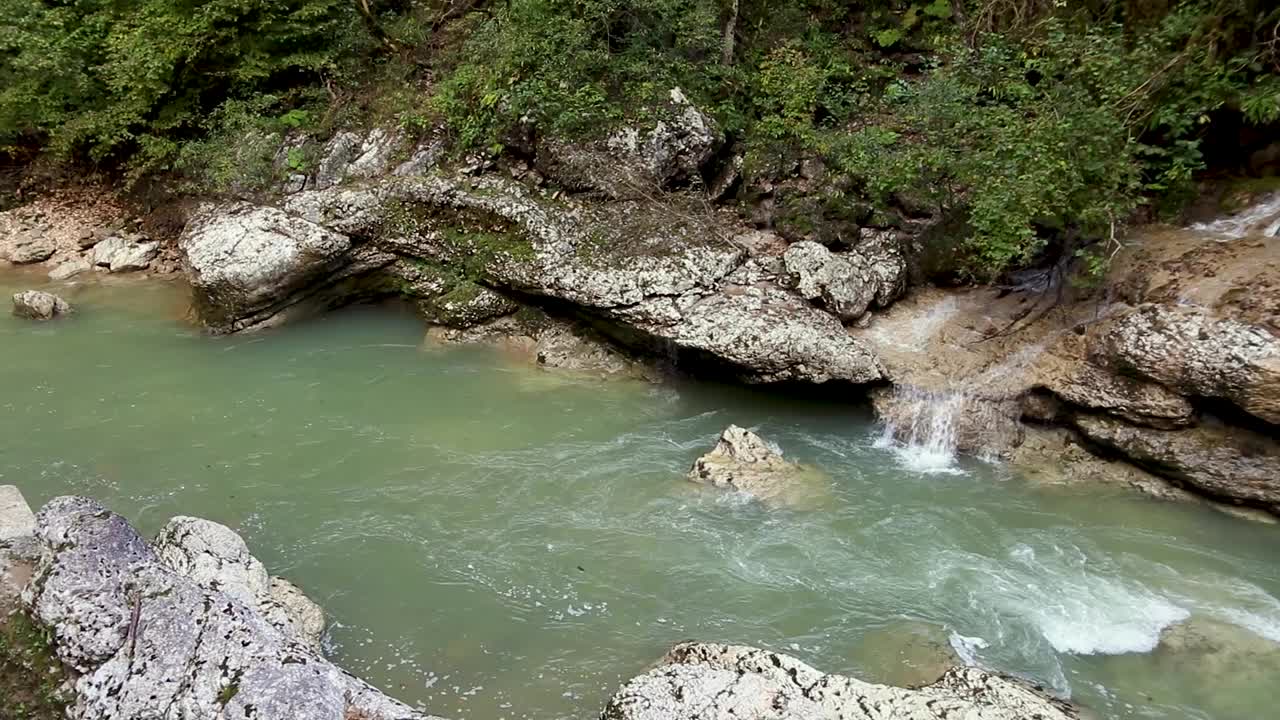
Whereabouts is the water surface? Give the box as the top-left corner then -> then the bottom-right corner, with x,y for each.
2,269 -> 1277,720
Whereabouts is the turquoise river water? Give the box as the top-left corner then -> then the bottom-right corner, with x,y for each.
2,268 -> 1278,720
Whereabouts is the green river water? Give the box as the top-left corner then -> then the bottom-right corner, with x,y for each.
3,268 -> 1278,720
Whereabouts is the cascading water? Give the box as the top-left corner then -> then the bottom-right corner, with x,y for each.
874,343 -> 1047,472
1191,192 -> 1280,239
874,387 -> 967,474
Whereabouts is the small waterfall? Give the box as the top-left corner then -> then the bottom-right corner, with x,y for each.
1190,192 -> 1280,239
874,343 -> 1046,472
874,388 -> 968,474
875,387 -> 1024,473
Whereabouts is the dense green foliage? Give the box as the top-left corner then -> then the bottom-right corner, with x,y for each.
435,0 -> 1280,279
2,0 -> 1278,279
0,0 -> 372,176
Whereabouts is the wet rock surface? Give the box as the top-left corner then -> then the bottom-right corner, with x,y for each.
23,496 -> 435,720
12,290 -> 73,320
849,621 -> 961,688
602,641 -> 1080,720
688,426 -> 830,507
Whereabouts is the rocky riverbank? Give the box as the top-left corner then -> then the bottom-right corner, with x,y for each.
3,96 -> 1278,515
2,486 -> 1094,720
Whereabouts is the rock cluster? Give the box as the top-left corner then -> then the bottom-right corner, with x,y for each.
602,641 -> 1080,720
1,193 -> 175,278
22,496 -> 435,720
12,290 -> 73,320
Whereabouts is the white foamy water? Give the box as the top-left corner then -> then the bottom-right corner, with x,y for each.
1191,192 -> 1280,238
875,389 -> 968,475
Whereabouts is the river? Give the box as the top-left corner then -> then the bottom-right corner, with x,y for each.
2,267 -> 1277,720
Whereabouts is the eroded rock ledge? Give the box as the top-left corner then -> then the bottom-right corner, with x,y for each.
181,175 -> 895,385
602,641 -> 1080,720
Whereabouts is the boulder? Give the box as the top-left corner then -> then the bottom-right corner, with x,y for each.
419,282 -> 519,329
179,202 -> 364,333
48,256 -> 93,281
91,235 -> 159,272
153,516 -> 325,649
536,88 -> 719,198
688,426 -> 829,507
1073,413 -> 1280,510
6,232 -> 56,264
0,486 -> 38,602
23,497 -> 430,720
12,290 -> 73,320
783,240 -> 907,322
601,642 -> 1080,720
1089,304 -> 1280,425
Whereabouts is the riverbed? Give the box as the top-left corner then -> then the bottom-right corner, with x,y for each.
3,269 -> 1278,720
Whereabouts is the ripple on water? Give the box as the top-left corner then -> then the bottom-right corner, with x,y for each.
4,277 -> 1280,720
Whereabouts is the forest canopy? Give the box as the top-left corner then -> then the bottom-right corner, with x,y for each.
1,0 -> 1277,278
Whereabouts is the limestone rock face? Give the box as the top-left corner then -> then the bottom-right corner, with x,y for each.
688,426 -> 829,507
269,176 -> 884,384
1035,356 -> 1195,429
1073,414 -> 1280,509
536,88 -> 719,198
313,128 -> 406,190
23,497 -> 432,720
179,202 -> 362,333
153,516 -> 326,649
1090,304 -> 1280,425
601,642 -> 1080,720
0,486 -> 37,555
783,239 -> 907,322
12,290 -> 73,320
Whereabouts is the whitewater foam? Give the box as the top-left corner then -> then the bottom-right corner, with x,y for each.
1191,192 -> 1280,239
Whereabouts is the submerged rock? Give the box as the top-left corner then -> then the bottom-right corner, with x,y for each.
688,426 -> 829,507
12,290 -> 73,320
427,311 -> 649,379
153,516 -> 326,649
23,496 -> 433,720
602,641 -> 1080,720
849,620 -> 962,688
